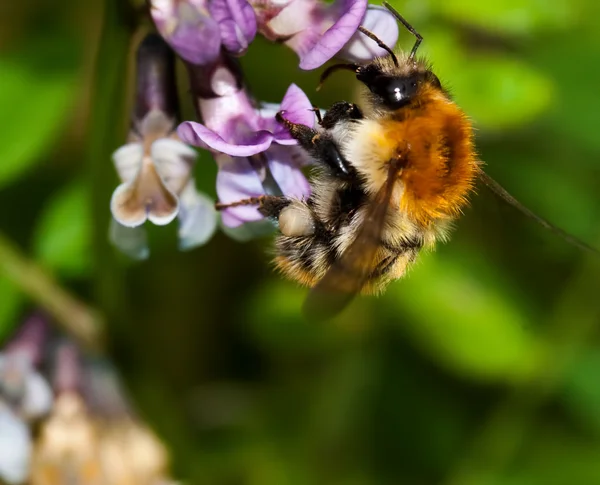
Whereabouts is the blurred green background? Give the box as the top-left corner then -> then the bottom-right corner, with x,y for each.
1,0 -> 600,483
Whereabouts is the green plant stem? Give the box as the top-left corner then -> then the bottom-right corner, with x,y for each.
87,0 -> 135,333
0,232 -> 104,352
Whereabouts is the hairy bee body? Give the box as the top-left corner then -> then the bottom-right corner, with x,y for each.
271,55 -> 479,294
217,6 -> 595,317
273,169 -> 433,293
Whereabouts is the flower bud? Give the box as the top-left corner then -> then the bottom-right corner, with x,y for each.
133,33 -> 179,127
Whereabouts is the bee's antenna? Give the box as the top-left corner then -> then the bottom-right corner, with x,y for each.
357,26 -> 399,67
317,63 -> 360,91
479,170 -> 600,255
382,1 -> 423,61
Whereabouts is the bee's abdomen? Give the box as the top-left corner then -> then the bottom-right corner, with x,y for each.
273,181 -> 426,292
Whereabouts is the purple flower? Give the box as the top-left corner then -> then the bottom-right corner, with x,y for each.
146,0 -> 402,237
151,0 -> 258,64
150,0 -> 221,65
178,60 -> 313,227
209,0 -> 258,56
257,0 -> 399,69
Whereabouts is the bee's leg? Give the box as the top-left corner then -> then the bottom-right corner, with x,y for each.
310,106 -> 323,125
320,101 -> 363,129
215,195 -> 290,217
258,196 -> 291,218
276,112 -> 354,179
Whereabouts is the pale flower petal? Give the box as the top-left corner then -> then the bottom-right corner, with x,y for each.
110,183 -> 149,228
21,372 -> 52,420
177,181 -> 218,250
112,143 -> 144,183
151,138 -> 197,195
109,219 -> 150,260
0,407 -> 31,485
110,158 -> 180,228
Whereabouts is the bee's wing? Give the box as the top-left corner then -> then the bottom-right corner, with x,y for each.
303,163 -> 401,321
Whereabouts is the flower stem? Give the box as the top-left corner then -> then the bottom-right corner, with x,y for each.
0,232 -> 104,352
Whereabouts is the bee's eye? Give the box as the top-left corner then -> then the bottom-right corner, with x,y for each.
367,75 -> 420,109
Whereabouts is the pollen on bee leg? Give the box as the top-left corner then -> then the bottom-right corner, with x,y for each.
278,203 -> 315,237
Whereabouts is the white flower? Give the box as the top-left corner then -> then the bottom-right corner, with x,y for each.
0,351 -> 52,485
0,405 -> 31,484
110,110 -> 218,258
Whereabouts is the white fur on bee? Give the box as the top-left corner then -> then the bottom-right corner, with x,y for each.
342,119 -> 400,196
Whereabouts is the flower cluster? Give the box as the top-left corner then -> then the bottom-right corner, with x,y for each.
110,34 -> 217,258
0,315 -> 172,485
179,65 -> 315,227
0,315 -> 51,484
151,0 -> 399,68
109,0 -> 399,254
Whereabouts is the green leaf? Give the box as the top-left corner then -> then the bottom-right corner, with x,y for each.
423,32 -> 553,131
0,276 -> 23,344
428,0 -> 576,35
33,181 -> 92,277
561,350 -> 600,435
0,38 -> 78,188
386,251 -> 543,383
533,33 -> 600,153
502,426 -> 600,485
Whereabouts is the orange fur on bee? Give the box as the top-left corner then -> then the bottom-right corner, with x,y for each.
387,87 -> 480,226
274,255 -> 319,287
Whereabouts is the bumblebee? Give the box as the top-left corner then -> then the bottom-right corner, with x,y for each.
218,3 -> 595,319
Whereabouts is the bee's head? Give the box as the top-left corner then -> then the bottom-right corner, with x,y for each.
318,59 -> 444,111
355,61 -> 443,110
317,3 -> 446,111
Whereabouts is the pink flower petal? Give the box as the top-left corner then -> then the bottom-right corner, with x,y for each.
272,84 -> 315,144
151,1 -> 222,65
266,145 -> 311,199
340,5 -> 400,62
216,156 -> 266,227
209,0 -> 257,55
177,182 -> 218,249
296,0 -> 368,70
178,121 -> 274,157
